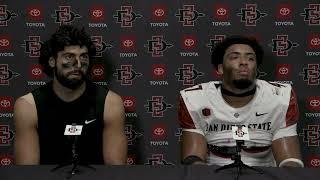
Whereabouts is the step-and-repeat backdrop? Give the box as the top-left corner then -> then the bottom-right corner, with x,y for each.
0,0 -> 319,167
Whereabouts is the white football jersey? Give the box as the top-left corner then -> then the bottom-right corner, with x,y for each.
179,79 -> 299,167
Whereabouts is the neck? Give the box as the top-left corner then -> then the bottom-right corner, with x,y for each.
220,82 -> 256,108
52,78 -> 86,102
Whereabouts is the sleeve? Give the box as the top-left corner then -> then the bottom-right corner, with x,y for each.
178,94 -> 204,136
273,89 -> 299,141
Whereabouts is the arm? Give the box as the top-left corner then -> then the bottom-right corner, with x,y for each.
272,89 -> 303,167
181,131 -> 207,164
179,96 -> 207,164
102,90 -> 127,165
13,94 -> 40,165
272,135 -> 302,167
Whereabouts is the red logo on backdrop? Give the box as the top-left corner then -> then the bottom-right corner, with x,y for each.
300,4 -> 320,25
91,36 -> 112,57
0,5 -> 17,26
152,124 -> 167,140
207,35 -> 226,51
306,96 -> 320,111
175,5 -> 205,26
90,5 -> 105,22
0,64 -> 19,85
151,5 -> 167,21
300,125 -> 320,147
113,6 -> 142,27
114,65 -> 142,85
0,35 -> 11,51
29,64 -> 45,79
0,125 -> 14,146
275,64 -> 291,80
175,64 -> 204,86
120,35 -> 136,51
52,6 -> 81,25
90,64 -> 104,81
299,64 -> 320,85
0,154 -> 13,166
144,96 -> 173,117
271,35 -> 298,56
152,64 -> 166,80
276,4 -> 292,19
122,96 -> 136,112
213,4 -> 229,20
308,34 -> 320,49
182,35 -> 197,50
237,4 -> 267,26
146,35 -> 173,57
27,5 -> 43,21
212,69 -> 222,79
306,155 -> 320,168
22,36 -> 42,58
127,155 -> 136,165
0,96 -> 13,111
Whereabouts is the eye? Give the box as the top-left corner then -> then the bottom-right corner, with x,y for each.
65,54 -> 73,60
80,54 -> 89,62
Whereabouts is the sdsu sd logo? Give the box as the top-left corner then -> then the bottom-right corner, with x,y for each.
125,124 -> 143,145
0,5 -> 17,26
300,125 -> 320,147
175,5 -> 205,26
146,35 -> 173,57
175,64 -> 204,86
113,6 -> 142,27
113,65 -> 142,85
206,35 -> 226,51
270,35 -> 298,56
237,4 -> 267,26
52,6 -> 81,25
21,36 -> 42,58
0,64 -> 19,85
144,96 -> 172,117
299,64 -> 320,85
0,125 -> 14,146
300,4 -> 320,25
145,154 -> 174,165
91,36 -> 112,57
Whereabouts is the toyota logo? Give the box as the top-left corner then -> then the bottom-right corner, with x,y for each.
153,127 -> 165,136
0,99 -> 10,108
310,159 -> 320,167
311,38 -> 320,46
93,9 -> 103,18
154,67 -> 165,76
278,67 -> 288,75
30,8 -> 41,17
0,39 -> 9,47
93,68 -> 104,76
123,99 -> 134,107
279,7 -> 290,16
184,38 -> 195,47
32,68 -> 42,76
127,157 -> 134,165
1,158 -> 12,166
310,99 -> 320,107
154,8 -> 165,17
217,8 -> 227,16
123,40 -> 134,47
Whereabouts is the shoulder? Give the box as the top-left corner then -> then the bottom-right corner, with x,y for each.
257,80 -> 292,97
15,93 -> 36,108
14,93 -> 37,126
105,90 -> 123,106
180,81 -> 220,95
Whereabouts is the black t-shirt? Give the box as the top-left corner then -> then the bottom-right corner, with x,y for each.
32,81 -> 108,164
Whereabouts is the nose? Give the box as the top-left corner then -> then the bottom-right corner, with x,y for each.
74,58 -> 81,68
239,56 -> 248,65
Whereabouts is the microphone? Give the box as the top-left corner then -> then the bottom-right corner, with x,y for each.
231,125 -> 250,141
64,124 -> 83,164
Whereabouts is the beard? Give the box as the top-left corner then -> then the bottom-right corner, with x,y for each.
232,79 -> 254,89
55,67 -> 86,90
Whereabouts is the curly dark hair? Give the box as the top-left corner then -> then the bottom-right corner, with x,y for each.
39,25 -> 96,77
211,35 -> 264,70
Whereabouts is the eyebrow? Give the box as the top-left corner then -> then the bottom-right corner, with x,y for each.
226,52 -> 256,56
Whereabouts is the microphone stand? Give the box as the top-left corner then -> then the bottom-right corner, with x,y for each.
215,140 -> 264,180
51,136 -> 95,179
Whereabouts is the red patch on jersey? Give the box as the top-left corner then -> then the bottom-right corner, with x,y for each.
202,108 -> 211,116
178,96 -> 196,129
286,89 -> 299,127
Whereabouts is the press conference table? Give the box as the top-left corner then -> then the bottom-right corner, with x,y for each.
0,165 -> 319,180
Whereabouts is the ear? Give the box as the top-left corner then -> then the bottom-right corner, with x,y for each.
48,57 -> 55,68
217,64 -> 223,74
